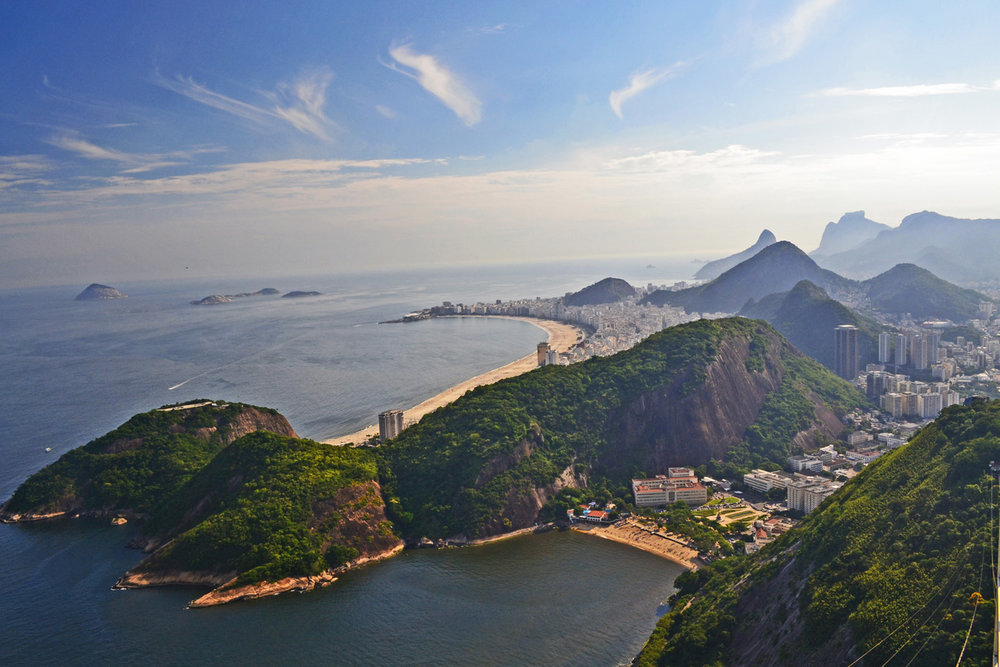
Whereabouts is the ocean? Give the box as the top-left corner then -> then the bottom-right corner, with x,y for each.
0,255 -> 697,665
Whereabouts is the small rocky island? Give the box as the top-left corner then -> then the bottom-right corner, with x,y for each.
282,290 -> 321,299
75,283 -> 126,301
190,288 -> 280,306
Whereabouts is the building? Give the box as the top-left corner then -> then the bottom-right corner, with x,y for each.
743,469 -> 795,493
895,333 -> 908,366
536,342 -> 549,366
632,474 -> 708,507
788,455 -> 823,473
378,409 -> 404,441
834,325 -> 859,380
787,478 -> 842,513
878,332 -> 892,364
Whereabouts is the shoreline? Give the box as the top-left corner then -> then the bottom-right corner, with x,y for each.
322,316 -> 584,446
572,521 -> 704,571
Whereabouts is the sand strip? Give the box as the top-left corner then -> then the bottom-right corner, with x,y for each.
573,521 -> 703,570
322,316 -> 583,446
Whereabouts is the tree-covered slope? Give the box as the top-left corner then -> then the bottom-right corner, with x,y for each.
740,280 -> 883,371
637,399 -> 1000,666
1,401 -> 295,520
378,318 -> 865,540
122,432 -> 399,593
644,242 -> 856,314
861,263 -> 993,322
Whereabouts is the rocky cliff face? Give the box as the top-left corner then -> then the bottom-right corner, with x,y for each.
604,332 -> 786,472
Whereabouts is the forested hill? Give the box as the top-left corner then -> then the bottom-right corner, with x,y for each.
562,276 -> 636,306
637,399 -> 1000,666
377,317 -> 866,540
739,280 -> 882,371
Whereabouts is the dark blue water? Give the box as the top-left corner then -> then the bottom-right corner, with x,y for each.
0,257 -> 696,665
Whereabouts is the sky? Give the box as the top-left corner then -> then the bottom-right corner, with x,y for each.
3,0 -> 1000,288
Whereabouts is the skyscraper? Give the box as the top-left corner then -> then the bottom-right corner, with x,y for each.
894,333 -> 908,367
878,332 -> 892,364
834,325 -> 859,380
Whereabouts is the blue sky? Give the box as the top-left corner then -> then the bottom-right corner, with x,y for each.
4,1 -> 1000,287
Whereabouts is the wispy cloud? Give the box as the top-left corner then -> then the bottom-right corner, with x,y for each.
761,0 -> 840,64
0,155 -> 51,192
385,44 -> 482,126
817,81 -> 1000,97
375,104 -> 397,119
609,63 -> 686,119
45,133 -> 220,173
266,69 -> 335,140
156,68 -> 337,140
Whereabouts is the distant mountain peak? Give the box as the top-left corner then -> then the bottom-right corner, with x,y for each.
694,229 -> 779,281
811,211 -> 890,257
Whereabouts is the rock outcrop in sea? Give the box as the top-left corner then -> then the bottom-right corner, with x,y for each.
75,283 -> 126,300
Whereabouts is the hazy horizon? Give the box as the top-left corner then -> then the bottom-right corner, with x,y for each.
4,2 -> 1000,289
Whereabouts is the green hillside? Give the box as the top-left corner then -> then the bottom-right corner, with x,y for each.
862,263 -> 993,322
378,317 -> 865,540
740,280 -> 883,371
132,432 -> 396,587
637,399 -> 1000,666
3,401 -> 293,518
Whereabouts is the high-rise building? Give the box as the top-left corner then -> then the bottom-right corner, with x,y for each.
878,332 -> 892,363
536,342 -> 549,366
378,409 -> 404,441
834,325 -> 859,380
895,333 -> 908,366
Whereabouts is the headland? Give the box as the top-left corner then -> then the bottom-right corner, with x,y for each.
321,315 -> 583,446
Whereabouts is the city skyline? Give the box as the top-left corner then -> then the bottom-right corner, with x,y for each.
4,2 -> 1000,288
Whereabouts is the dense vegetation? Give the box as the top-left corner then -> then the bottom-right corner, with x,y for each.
740,280 -> 883,371
135,431 -> 394,586
378,318 -> 864,540
4,401 -> 282,515
861,263 -> 993,322
3,402 -> 399,591
637,399 -> 1000,666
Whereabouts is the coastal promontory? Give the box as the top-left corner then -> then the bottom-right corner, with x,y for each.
0,400 -> 402,606
75,283 -> 126,300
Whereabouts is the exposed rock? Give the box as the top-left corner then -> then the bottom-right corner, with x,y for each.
75,283 -> 126,300
282,290 -> 321,299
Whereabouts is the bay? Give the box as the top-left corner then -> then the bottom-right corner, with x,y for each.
0,255 -> 698,665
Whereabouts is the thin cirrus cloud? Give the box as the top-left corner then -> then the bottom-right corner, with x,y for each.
385,44 -> 482,126
156,69 -> 336,141
760,0 -> 840,65
45,134 -> 219,173
817,81 -> 1000,97
609,63 -> 686,119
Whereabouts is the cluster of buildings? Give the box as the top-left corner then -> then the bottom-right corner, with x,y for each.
414,287 -> 700,364
631,468 -> 709,508
743,468 -> 843,514
865,371 -> 962,419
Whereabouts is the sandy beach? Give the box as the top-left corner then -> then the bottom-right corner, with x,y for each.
322,316 -> 583,446
574,520 -> 704,570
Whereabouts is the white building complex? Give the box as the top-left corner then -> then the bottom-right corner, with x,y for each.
632,468 -> 708,507
786,478 -> 842,514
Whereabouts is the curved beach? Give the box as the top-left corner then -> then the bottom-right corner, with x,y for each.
322,316 -> 583,446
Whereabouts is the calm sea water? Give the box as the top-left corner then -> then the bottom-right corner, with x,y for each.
0,256 -> 696,666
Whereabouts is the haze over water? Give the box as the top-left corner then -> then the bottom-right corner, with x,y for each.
0,257 -> 695,665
